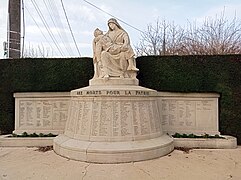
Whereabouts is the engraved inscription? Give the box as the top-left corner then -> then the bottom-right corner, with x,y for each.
113,101 -> 121,136
152,101 -> 161,132
75,90 -> 151,96
185,101 -> 196,127
135,91 -> 150,96
80,101 -> 92,135
26,102 -> 34,126
161,99 -> 217,132
91,101 -> 101,136
139,102 -> 151,135
18,99 -> 69,131
196,100 -> 215,127
132,101 -> 140,136
161,100 -> 168,126
19,101 -> 26,127
99,101 -> 112,136
120,101 -> 132,137
75,102 -> 83,134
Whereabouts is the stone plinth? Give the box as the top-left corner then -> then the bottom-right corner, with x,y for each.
54,78 -> 174,163
89,77 -> 139,86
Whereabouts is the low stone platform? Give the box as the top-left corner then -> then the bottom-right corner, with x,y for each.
0,135 -> 53,147
1,135 -> 237,150
173,135 -> 237,149
54,134 -> 174,163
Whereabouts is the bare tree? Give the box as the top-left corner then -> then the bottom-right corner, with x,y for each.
23,43 -> 52,58
164,22 -> 185,55
135,19 -> 185,56
135,11 -> 241,56
135,19 -> 164,56
182,12 -> 241,55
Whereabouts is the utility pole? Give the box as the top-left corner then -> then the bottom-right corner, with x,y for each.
8,0 -> 21,59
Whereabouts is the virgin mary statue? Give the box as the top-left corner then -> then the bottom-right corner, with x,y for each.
93,18 -> 139,79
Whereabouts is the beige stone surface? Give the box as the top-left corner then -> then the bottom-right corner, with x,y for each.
0,135 -> 53,147
158,92 -> 220,135
14,92 -> 70,135
173,135 -> 237,149
55,84 -> 174,163
13,91 -> 221,137
54,134 -> 174,163
0,147 -> 241,180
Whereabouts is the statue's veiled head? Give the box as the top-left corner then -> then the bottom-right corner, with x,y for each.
108,18 -> 123,30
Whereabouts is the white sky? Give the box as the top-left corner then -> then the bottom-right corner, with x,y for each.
0,0 -> 241,58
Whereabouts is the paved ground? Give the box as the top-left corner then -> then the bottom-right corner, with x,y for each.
0,147 -> 241,180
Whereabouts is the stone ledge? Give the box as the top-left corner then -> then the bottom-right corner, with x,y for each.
158,92 -> 220,98
1,135 -> 237,150
14,92 -> 70,98
0,135 -> 54,147
13,130 -> 64,135
173,135 -> 237,149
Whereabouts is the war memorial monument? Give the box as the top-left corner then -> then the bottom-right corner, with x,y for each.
53,18 -> 174,163
8,19 -> 236,164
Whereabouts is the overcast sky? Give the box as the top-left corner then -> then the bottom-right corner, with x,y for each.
0,0 -> 241,58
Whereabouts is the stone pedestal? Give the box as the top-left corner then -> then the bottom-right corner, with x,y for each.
53,78 -> 174,163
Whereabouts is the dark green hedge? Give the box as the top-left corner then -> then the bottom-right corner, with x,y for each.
0,55 -> 240,144
0,57 -> 93,134
136,55 -> 241,145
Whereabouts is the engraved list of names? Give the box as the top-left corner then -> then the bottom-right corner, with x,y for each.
160,98 -> 217,130
65,98 -> 161,141
17,99 -> 69,131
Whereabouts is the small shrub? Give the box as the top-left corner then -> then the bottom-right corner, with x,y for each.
173,133 -> 181,138
203,133 -> 209,138
30,133 -> 38,137
22,132 -> 28,137
172,133 -> 224,139
12,133 -> 17,137
8,132 -> 57,138
188,133 -> 195,138
47,133 -> 54,137
214,134 -> 220,138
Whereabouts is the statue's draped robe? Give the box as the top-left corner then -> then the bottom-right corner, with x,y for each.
101,29 -> 135,77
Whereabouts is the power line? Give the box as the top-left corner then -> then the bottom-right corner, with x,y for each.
60,0 -> 81,56
25,6 -> 55,52
83,0 -> 145,34
47,0 -> 75,56
30,0 -> 65,56
43,0 -> 73,56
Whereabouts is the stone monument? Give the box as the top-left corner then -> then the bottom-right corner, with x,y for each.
53,18 -> 174,163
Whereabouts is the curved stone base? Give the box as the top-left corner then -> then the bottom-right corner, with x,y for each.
54,134 -> 174,163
